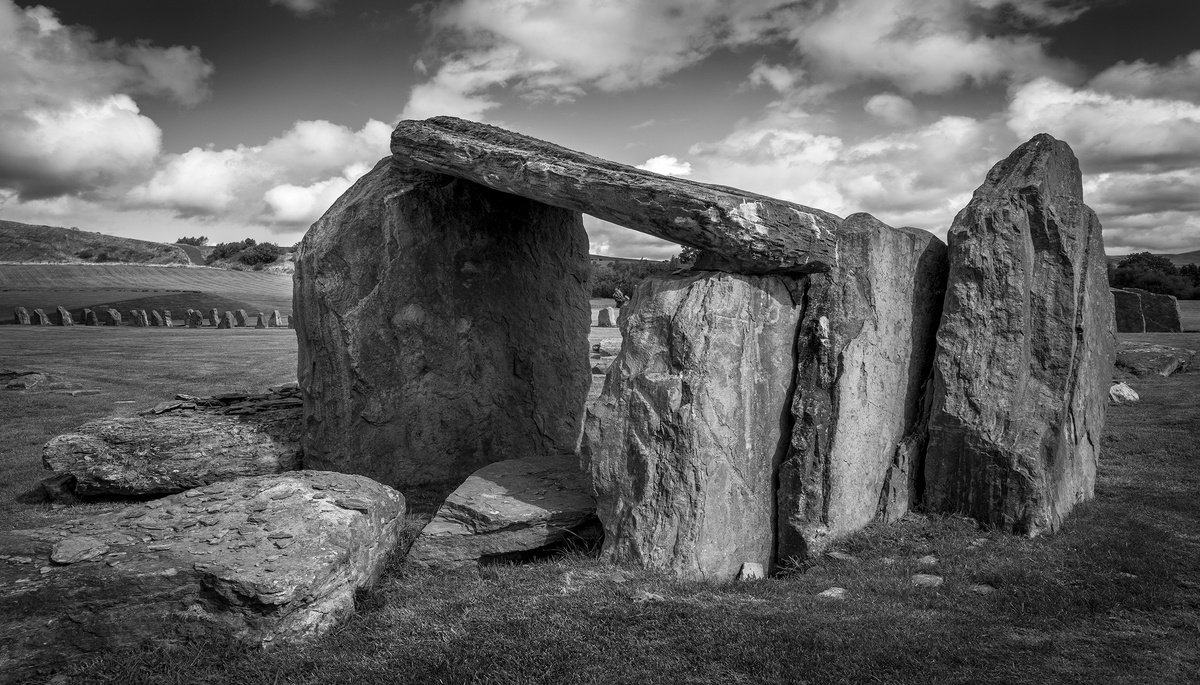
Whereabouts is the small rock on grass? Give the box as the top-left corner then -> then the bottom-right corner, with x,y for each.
917,554 -> 939,566
969,583 -> 996,595
911,573 -> 944,588
818,587 -> 847,599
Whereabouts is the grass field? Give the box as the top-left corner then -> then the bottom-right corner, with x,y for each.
1179,300 -> 1200,331
1,324 -> 1198,683
0,263 -> 293,316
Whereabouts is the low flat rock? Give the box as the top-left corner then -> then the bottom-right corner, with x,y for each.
0,471 -> 406,682
407,455 -> 595,570
42,409 -> 301,499
391,116 -> 842,274
1115,342 -> 1195,377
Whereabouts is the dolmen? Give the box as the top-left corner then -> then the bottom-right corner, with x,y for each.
1111,287 -> 1183,332
292,117 -> 1115,580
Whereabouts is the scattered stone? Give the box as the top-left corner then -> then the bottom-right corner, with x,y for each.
596,307 -> 616,327
407,455 -> 596,569
295,158 -> 590,495
217,311 -> 235,329
150,310 -> 165,327
5,372 -> 47,390
592,339 -> 621,357
83,308 -> 97,326
631,590 -> 666,603
969,583 -> 997,595
590,357 -> 614,375
31,308 -> 51,325
0,471 -> 406,681
917,554 -> 939,567
1115,342 -> 1195,378
13,306 -> 30,325
818,587 -> 847,599
1109,382 -> 1140,405
911,573 -> 944,588
923,134 -> 1115,536
42,409 -> 301,499
737,562 -> 765,581
234,310 -> 248,327
54,306 -> 73,326
1126,287 -> 1182,332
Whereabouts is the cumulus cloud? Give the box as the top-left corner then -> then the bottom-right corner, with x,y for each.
636,155 -> 693,177
0,0 -> 212,199
747,62 -> 801,94
864,93 -> 919,127
269,0 -> 335,16
263,163 -> 370,226
1089,51 -> 1200,102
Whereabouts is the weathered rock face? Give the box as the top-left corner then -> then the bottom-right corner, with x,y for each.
583,271 -> 804,579
187,309 -> 203,328
208,308 -> 219,327
83,308 -> 97,326
31,308 -> 51,325
54,306 -> 73,326
13,306 -> 30,325
407,455 -> 596,570
777,214 -> 948,557
596,307 -> 616,327
392,117 -> 841,274
270,310 -> 284,327
1126,287 -> 1182,332
235,309 -> 248,327
923,134 -> 1116,535
295,157 -> 590,495
0,471 -> 406,681
1115,341 -> 1195,377
43,408 -> 301,499
150,310 -> 165,326
103,308 -> 122,326
218,311 -> 235,329
1109,382 -> 1139,405
1111,288 -> 1145,333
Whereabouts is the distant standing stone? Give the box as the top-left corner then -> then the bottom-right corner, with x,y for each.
270,310 -> 284,327
150,310 -> 164,327
234,309 -> 248,327
55,307 -> 73,326
287,313 -> 294,329
162,309 -> 173,327
186,309 -> 202,328
1111,288 -> 1144,333
208,308 -> 219,327
103,309 -> 122,326
218,311 -> 235,329
13,307 -> 30,325
255,313 -> 267,328
130,310 -> 148,327
83,309 -> 98,326
596,307 -> 616,327
31,308 -> 51,325
1126,287 -> 1182,332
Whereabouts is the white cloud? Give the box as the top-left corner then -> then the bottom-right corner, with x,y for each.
126,147 -> 250,216
636,155 -> 693,177
864,93 -> 919,127
270,0 -> 335,16
1089,51 -> 1200,102
263,163 -> 370,226
747,62 -> 801,94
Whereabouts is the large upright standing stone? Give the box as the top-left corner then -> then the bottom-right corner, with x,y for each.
584,272 -> 804,579
1127,288 -> 1182,332
255,312 -> 267,329
150,310 -> 165,327
13,307 -> 30,325
31,309 -> 51,325
218,311 -> 235,329
103,309 -> 122,326
55,307 -> 73,326
208,308 -> 219,327
295,157 -> 590,494
1111,288 -> 1144,332
923,134 -> 1115,535
162,310 -> 173,328
270,310 -> 284,327
83,309 -> 98,326
186,309 -> 202,328
234,309 -> 248,327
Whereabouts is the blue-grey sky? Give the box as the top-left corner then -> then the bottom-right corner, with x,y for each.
2,0 -> 1199,257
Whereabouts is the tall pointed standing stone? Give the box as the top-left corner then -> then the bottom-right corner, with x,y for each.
162,310 -> 173,327
83,309 -> 97,326
208,308 -> 219,327
923,134 -> 1115,535
270,310 -> 284,327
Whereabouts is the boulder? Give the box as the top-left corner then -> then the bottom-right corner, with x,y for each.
592,339 -> 621,357
103,308 -> 122,326
31,308 -> 51,325
777,214 -> 948,557
218,311 -> 235,329
162,309 -> 173,327
235,309 -> 248,327
13,306 -> 30,325
596,307 -> 616,327
83,308 -> 97,326
583,271 -> 804,579
271,310 -> 284,327
923,134 -> 1116,535
0,471 -> 405,681
407,455 -> 596,570
255,312 -> 267,329
1115,342 -> 1195,377
1111,288 -> 1145,333
54,306 -> 73,326
208,308 -> 219,327
1126,287 -> 1182,332
4,371 -> 48,390
392,117 -> 841,274
42,409 -> 301,499
295,158 -> 590,495
1108,382 -> 1140,405
150,310 -> 165,327
590,357 -> 614,375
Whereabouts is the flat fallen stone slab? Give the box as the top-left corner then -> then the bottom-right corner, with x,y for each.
1115,342 -> 1195,377
391,117 -> 842,274
0,471 -> 405,681
407,455 -> 596,570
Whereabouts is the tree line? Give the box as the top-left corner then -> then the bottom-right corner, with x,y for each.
1108,252 -> 1200,299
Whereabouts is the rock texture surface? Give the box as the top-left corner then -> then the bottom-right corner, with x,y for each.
295,158 -> 590,495
54,306 -> 73,326
187,309 -> 203,328
777,213 -> 947,557
923,134 -> 1115,535
392,117 -> 842,274
1115,342 -> 1195,377
583,271 -> 804,579
0,471 -> 405,681
13,307 -> 30,325
1127,288 -> 1182,332
43,397 -> 301,499
1108,382 -> 1140,405
31,308 -> 50,325
407,455 -> 596,569
1111,288 -> 1144,333
104,308 -> 121,326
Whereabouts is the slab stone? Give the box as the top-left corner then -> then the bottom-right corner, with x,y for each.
1115,342 -> 1195,377
0,471 -> 405,681
217,311 -> 235,329
150,310 -> 165,327
391,116 -> 842,274
1111,288 -> 1144,333
103,308 -> 122,326
596,307 -> 616,327
13,307 -> 30,325
31,308 -> 51,325
83,308 -> 97,326
407,455 -> 596,569
923,134 -> 1116,535
1126,288 -> 1182,332
270,310 -> 284,327
54,306 -> 73,326
235,309 -> 248,327
295,157 -> 590,495
43,409 -> 301,499
583,271 -> 804,580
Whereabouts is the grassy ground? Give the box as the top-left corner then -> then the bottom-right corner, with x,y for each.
2,327 -> 1198,684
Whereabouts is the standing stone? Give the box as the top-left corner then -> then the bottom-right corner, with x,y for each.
83,309 -> 98,326
584,271 -> 804,579
130,310 -> 147,327
596,307 -> 616,328
13,307 -> 30,325
1126,288 -> 1182,332
295,158 -> 590,495
234,309 -> 248,327
31,308 -> 51,325
55,307 -> 73,326
255,313 -> 267,329
271,310 -> 284,327
776,214 -> 948,557
103,309 -> 122,326
923,134 -> 1116,535
1111,288 -> 1144,333
208,308 -> 219,327
218,311 -> 235,329
185,309 -> 200,328
150,310 -> 165,327
162,309 -> 173,328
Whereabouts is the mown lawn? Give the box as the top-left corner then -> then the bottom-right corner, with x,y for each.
1,326 -> 1198,684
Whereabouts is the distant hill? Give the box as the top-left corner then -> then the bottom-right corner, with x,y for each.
1108,250 -> 1200,268
0,219 -> 190,265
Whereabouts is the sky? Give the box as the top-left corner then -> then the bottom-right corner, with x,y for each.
1,0 -> 1199,259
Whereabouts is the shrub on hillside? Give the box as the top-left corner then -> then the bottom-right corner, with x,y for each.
206,239 -> 257,265
237,242 -> 280,266
1109,252 -> 1199,299
177,236 -> 208,246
